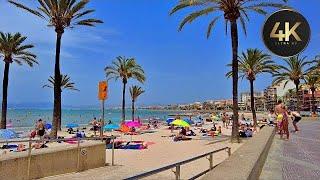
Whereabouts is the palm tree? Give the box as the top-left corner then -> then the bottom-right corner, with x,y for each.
273,55 -> 314,113
43,74 -> 79,130
105,56 -> 145,122
129,85 -> 145,121
170,0 -> 287,142
227,48 -> 277,128
304,73 -> 319,116
9,0 -> 103,137
0,32 -> 37,129
43,74 -> 80,92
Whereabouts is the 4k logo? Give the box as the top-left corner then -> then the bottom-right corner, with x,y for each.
262,9 -> 310,57
270,22 -> 302,42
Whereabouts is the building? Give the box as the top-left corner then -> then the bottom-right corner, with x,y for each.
264,86 -> 277,111
298,88 -> 320,111
239,91 -> 265,111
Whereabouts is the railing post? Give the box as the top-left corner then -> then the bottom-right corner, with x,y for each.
209,154 -> 213,169
77,138 -> 80,172
112,135 -> 115,166
175,165 -> 180,180
27,139 -> 32,180
227,147 -> 231,157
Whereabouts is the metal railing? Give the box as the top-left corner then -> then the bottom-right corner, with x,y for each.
0,136 -> 118,179
124,147 -> 231,180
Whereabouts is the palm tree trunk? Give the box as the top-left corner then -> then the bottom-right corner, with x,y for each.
250,80 -> 257,128
1,62 -> 10,129
230,21 -> 240,143
311,89 -> 316,115
122,80 -> 127,122
132,100 -> 135,121
52,32 -> 63,138
295,82 -> 300,113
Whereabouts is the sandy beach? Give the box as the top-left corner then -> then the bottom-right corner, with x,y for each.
0,112 -> 267,179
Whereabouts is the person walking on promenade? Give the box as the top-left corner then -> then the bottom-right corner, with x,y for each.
275,100 -> 289,140
288,111 -> 302,132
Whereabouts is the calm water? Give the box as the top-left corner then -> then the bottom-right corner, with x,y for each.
7,109 -> 179,129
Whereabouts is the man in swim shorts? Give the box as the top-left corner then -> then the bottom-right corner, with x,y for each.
275,100 -> 289,140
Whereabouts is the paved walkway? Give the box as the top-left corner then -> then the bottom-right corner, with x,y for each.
260,120 -> 320,180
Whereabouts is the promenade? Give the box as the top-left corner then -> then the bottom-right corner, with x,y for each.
260,119 -> 320,180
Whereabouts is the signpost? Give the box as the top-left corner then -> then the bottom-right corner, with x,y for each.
98,81 -> 108,137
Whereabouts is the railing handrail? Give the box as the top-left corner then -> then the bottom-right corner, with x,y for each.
124,146 -> 230,180
0,135 -> 119,144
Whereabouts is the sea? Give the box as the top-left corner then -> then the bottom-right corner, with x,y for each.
6,108 -> 180,130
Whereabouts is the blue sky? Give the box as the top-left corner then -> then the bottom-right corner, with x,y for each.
0,0 -> 319,107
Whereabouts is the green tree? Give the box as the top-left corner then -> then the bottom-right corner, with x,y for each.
43,74 -> 80,92
304,73 -> 319,115
105,56 -> 145,122
170,0 -> 287,142
227,48 -> 277,128
273,55 -> 314,113
129,85 -> 145,121
43,74 -> 79,130
9,0 -> 102,137
0,32 -> 37,129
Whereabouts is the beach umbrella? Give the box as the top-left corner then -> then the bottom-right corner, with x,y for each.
0,129 -> 18,139
45,123 -> 52,129
166,118 -> 175,124
104,124 -> 120,131
171,119 -> 190,127
183,118 -> 194,125
66,123 -> 79,128
125,121 -> 141,128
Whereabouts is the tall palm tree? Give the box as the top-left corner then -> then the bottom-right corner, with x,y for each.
105,56 -> 145,122
9,0 -> 103,137
273,55 -> 314,113
170,0 -> 287,142
0,32 -> 37,129
43,74 -> 80,92
304,73 -> 319,116
227,48 -> 277,128
129,85 -> 145,121
43,74 -> 79,130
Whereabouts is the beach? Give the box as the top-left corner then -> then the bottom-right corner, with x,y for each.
0,111 -> 267,179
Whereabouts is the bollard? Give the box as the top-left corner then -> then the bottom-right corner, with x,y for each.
112,136 -> 115,166
27,139 -> 32,180
209,154 -> 213,169
175,165 -> 180,180
77,138 -> 80,172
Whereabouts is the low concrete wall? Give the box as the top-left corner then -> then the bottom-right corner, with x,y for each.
202,126 -> 275,180
0,141 -> 105,180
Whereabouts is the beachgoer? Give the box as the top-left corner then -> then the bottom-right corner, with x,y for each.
37,119 -> 45,140
180,127 -> 187,136
288,111 -> 301,132
267,110 -> 276,125
222,112 -> 227,128
211,124 -> 217,131
275,100 -> 289,140
92,117 -> 98,136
